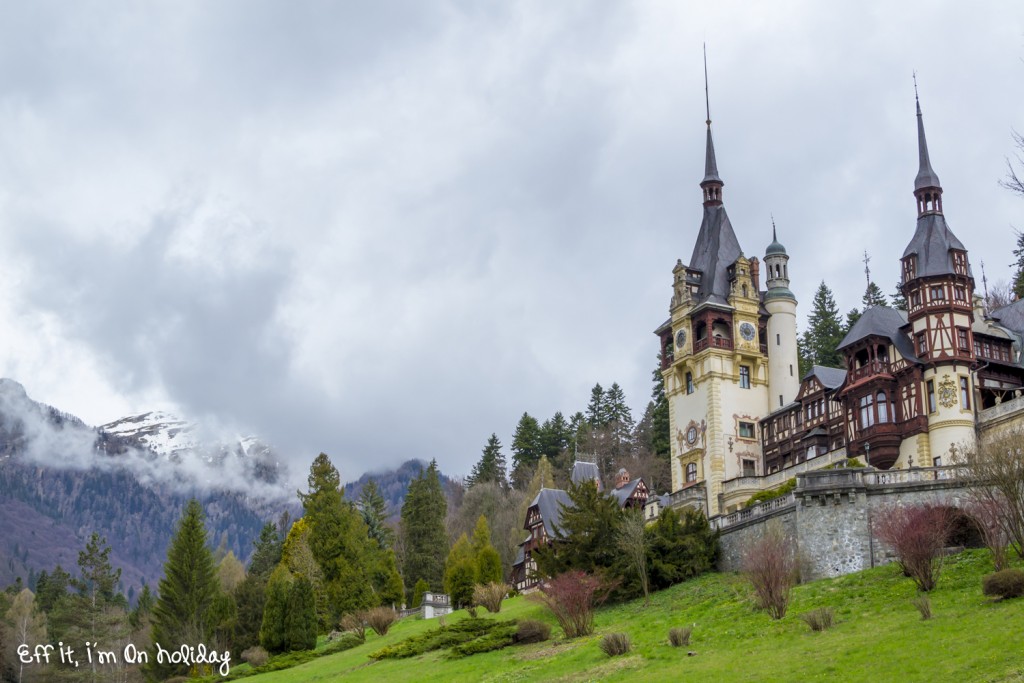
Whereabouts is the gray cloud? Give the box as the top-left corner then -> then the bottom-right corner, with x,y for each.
0,1 -> 1021,483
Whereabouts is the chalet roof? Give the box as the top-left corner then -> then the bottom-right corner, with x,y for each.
802,365 -> 847,390
570,461 -> 601,488
837,306 -> 918,363
609,478 -> 644,508
991,298 -> 1024,335
901,212 -> 969,278
527,488 -> 572,537
688,204 -> 742,306
914,96 -> 942,191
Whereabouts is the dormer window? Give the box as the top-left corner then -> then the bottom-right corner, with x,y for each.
903,256 -> 917,281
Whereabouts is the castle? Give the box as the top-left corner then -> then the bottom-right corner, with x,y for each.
657,91 -> 1024,518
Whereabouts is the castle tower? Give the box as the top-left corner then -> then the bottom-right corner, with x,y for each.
657,62 -> 769,516
899,90 -> 976,463
764,224 -> 800,409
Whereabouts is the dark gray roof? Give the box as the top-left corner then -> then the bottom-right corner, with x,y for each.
570,461 -> 601,488
610,478 -> 643,508
688,204 -> 742,305
901,212 -> 968,278
914,98 -> 942,191
802,365 -> 847,389
527,488 -> 572,537
991,299 -> 1024,335
702,125 -> 721,184
837,306 -> 918,363
765,224 -> 786,256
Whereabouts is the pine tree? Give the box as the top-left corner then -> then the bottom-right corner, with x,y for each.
1013,229 -> 1024,301
443,534 -> 477,608
648,358 -> 670,459
358,480 -> 394,549
510,413 -> 543,489
862,281 -> 888,308
149,499 -> 220,680
799,281 -> 846,375
466,433 -> 508,489
533,480 -> 623,578
586,384 -> 607,427
471,516 -> 503,585
400,460 -> 448,599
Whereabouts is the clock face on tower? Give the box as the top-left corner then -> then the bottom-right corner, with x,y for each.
675,329 -> 687,348
739,322 -> 756,342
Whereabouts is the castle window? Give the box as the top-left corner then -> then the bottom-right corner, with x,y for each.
779,394 -> 783,407
954,286 -> 966,301
686,372 -> 694,394
957,328 -> 969,352
739,422 -> 755,439
789,364 -> 793,377
929,285 -> 945,302
739,366 -> 751,389
927,380 -> 936,413
742,459 -> 756,477
859,394 -> 875,429
776,333 -> 781,346
916,332 -> 928,356
685,462 -> 697,483
911,291 -> 922,307
960,376 -> 970,409
876,392 -> 889,423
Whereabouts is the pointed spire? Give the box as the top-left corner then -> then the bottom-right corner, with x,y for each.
914,74 -> 942,192
702,45 -> 722,185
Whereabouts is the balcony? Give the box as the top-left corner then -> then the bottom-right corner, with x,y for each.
848,360 -> 892,383
693,336 -> 733,353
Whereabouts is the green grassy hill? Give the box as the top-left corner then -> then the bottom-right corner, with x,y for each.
226,550 -> 1023,682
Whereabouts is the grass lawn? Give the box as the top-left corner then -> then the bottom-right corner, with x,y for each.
228,550 -> 1024,682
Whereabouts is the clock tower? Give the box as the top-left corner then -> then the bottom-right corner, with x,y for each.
657,93 -> 773,516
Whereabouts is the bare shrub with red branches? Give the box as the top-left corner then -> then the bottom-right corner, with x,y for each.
968,497 -> 1011,571
872,503 -> 954,592
742,530 -> 796,619
529,570 -> 613,638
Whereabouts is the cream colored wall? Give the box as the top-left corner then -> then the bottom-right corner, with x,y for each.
922,365 -> 976,463
765,298 -> 800,409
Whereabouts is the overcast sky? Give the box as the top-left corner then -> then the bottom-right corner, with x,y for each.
0,1 -> 1021,486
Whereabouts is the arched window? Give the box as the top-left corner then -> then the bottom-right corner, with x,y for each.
685,462 -> 697,483
859,394 -> 875,429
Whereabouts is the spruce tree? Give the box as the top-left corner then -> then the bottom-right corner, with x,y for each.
532,480 -> 622,578
649,358 -> 670,459
400,460 -> 448,598
149,499 -> 219,680
604,382 -> 635,464
585,384 -> 607,427
1013,229 -> 1024,300
358,480 -> 394,549
510,413 -> 543,489
862,281 -> 888,308
799,281 -> 846,375
892,282 -> 908,310
466,433 -> 508,489
539,412 -> 571,459
248,522 -> 284,579
285,577 -> 317,651
259,566 -> 291,653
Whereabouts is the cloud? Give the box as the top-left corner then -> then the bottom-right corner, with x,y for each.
0,1 -> 1021,483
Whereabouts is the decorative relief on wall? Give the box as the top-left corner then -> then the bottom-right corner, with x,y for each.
937,375 -> 957,409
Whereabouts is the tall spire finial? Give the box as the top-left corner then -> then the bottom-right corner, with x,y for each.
863,250 -> 871,287
771,214 -> 777,241
700,44 -> 722,191
914,74 -> 942,195
703,43 -> 711,127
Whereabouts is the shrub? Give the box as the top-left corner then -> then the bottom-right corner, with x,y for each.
911,594 -> 932,620
873,504 -> 954,592
982,568 -> 1024,599
744,479 -> 796,508
969,498 -> 1011,571
529,570 -> 613,638
800,607 -> 835,631
339,612 -> 366,641
365,606 -> 399,636
371,618 -> 516,660
599,632 -> 631,657
240,646 -> 269,667
473,582 -> 509,613
742,531 -> 796,619
668,626 -> 692,647
447,622 -> 518,658
514,619 -> 551,645
466,605 -> 478,618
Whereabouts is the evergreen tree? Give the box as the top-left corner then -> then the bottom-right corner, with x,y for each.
149,499 -> 220,680
300,453 -> 375,623
259,566 -> 291,654
400,460 -> 448,598
371,549 -> 405,608
566,411 -> 588,459
585,384 -> 608,427
358,480 -> 394,549
471,516 -> 503,585
466,434 -> 508,489
892,282 -> 908,310
863,281 -> 888,308
539,412 -> 571,459
798,281 -> 846,375
443,534 -> 477,608
285,577 -> 317,651
648,358 -> 670,459
604,382 -> 635,466
35,565 -> 70,614
510,413 -> 543,489
233,574 -> 266,652
248,522 -> 284,579
844,307 -> 861,335
533,480 -> 623,578
1013,229 -> 1024,300
646,507 -> 719,591
411,578 -> 430,609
